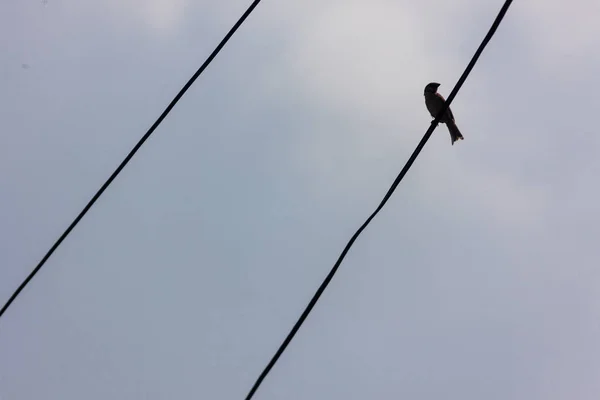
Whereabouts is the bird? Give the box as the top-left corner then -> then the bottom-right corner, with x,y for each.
424,82 -> 464,145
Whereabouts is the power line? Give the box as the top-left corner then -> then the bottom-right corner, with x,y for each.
0,0 -> 264,320
243,1 -> 514,398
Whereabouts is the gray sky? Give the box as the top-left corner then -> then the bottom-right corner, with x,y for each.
2,0 -> 600,399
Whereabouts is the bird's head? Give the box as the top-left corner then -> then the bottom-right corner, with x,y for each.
424,82 -> 440,94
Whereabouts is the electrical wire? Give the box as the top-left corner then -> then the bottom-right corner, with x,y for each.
0,0 -> 264,320
243,1 -> 514,398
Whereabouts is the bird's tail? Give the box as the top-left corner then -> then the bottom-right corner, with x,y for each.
447,121 -> 464,145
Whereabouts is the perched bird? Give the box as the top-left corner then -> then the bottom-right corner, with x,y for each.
424,82 -> 464,145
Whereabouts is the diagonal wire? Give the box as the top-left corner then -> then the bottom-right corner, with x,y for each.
0,0 -> 264,320
244,1 -> 514,398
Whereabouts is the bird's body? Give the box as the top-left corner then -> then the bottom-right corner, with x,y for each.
424,82 -> 464,145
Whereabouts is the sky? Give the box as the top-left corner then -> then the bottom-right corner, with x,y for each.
1,0 -> 600,399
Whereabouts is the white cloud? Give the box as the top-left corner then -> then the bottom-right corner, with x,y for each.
253,0 -> 549,226
66,0 -> 191,37
275,1 -> 438,121
514,0 -> 600,73
135,0 -> 189,34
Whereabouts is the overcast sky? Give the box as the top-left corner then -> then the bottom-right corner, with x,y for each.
2,0 -> 600,399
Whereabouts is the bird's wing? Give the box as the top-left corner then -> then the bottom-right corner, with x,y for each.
447,106 -> 455,121
435,92 -> 455,121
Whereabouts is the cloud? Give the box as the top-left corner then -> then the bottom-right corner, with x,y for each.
134,0 -> 189,34
274,1 -> 438,121
66,0 -> 191,37
513,0 -> 600,74
248,0 -> 553,232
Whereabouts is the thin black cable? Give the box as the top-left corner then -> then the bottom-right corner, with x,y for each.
0,0 -> 263,320
244,1 -> 514,398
